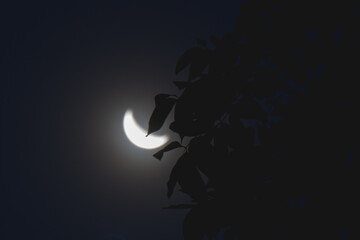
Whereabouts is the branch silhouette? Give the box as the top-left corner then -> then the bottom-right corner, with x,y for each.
147,1 -> 358,239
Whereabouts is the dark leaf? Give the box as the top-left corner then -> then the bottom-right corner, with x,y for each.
183,206 -> 205,240
189,50 -> 210,80
167,152 -> 207,201
173,81 -> 192,90
151,2 -> 359,238
175,47 -> 204,75
188,136 -> 217,180
154,93 -> 176,105
170,78 -> 218,138
188,135 -> 213,156
178,165 -> 207,202
153,141 -> 183,160
213,124 -> 230,157
229,97 -> 266,121
163,204 -> 197,209
169,121 -> 203,139
167,152 -> 188,198
147,94 -> 177,136
183,202 -> 225,240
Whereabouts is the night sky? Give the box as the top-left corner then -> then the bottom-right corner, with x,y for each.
1,1 -> 241,239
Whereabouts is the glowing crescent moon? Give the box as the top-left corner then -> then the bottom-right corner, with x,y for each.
123,109 -> 168,149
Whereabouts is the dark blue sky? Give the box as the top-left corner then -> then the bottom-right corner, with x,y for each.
1,1 -> 242,239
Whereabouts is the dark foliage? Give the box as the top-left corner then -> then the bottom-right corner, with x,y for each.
153,141 -> 184,160
147,94 -> 177,136
147,1 -> 359,239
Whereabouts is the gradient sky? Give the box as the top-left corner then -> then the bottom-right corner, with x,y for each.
1,1 -> 242,239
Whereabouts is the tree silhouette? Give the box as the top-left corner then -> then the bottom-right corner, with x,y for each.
147,1 -> 358,239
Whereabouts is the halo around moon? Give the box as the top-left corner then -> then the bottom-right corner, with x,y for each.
123,109 -> 168,149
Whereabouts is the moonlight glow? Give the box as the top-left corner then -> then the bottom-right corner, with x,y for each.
123,109 -> 168,149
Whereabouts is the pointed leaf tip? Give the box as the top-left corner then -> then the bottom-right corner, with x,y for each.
147,94 -> 177,136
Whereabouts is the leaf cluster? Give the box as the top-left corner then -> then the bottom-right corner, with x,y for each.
147,1 -> 359,239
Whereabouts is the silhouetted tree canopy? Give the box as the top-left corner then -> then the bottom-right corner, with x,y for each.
148,1 -> 359,239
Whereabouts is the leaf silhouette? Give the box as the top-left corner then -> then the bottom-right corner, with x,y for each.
182,206 -> 205,240
149,1 -> 359,238
167,152 -> 207,201
175,47 -> 205,75
147,94 -> 176,136
229,97 -> 266,121
170,78 -> 218,138
163,204 -> 197,209
188,50 -> 210,80
169,120 -> 204,139
187,136 -> 216,178
167,152 -> 188,198
173,81 -> 192,90
153,141 -> 183,160
178,163 -> 207,202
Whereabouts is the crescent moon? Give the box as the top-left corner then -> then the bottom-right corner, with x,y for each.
123,109 -> 168,149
